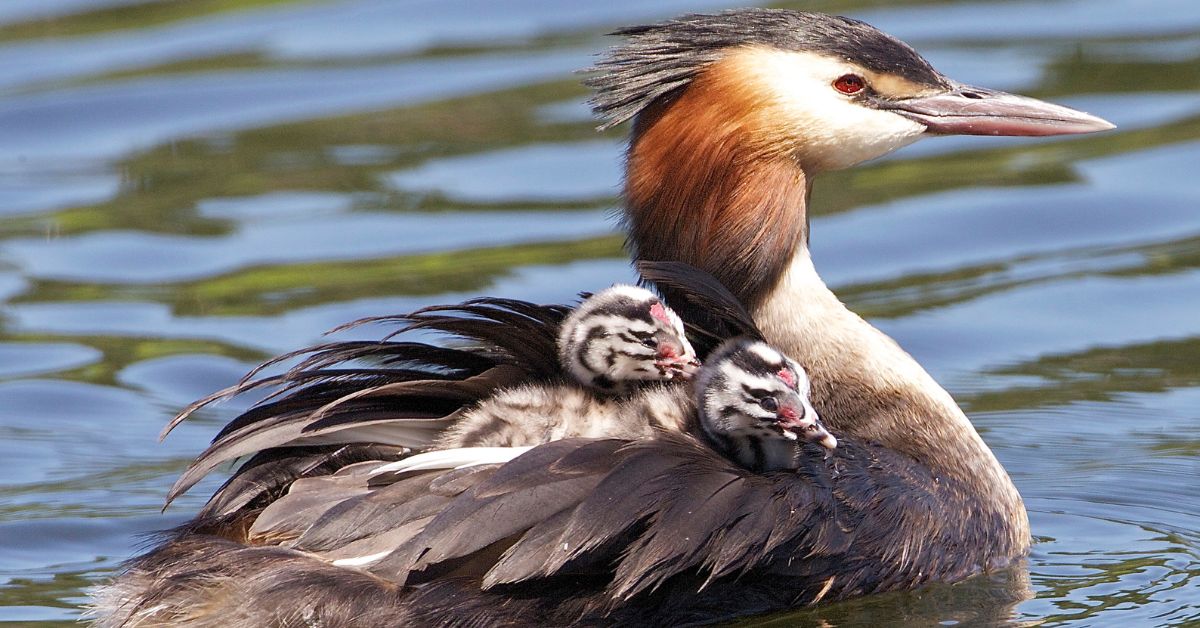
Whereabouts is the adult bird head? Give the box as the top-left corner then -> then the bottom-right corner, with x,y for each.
587,8 -> 1114,309
590,8 -> 1112,172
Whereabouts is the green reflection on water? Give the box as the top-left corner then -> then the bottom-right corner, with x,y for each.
14,235 -> 622,316
0,570 -> 91,615
8,80 -> 597,239
966,337 -> 1200,413
839,225 -> 1200,323
1043,49 -> 1200,96
0,335 -> 260,387
0,0 -> 322,43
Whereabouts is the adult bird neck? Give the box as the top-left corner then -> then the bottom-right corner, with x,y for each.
624,61 -> 810,313
756,252 -> 1024,525
623,64 -> 1028,548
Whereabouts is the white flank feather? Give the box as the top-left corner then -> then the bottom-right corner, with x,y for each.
369,446 -> 534,475
331,550 -> 392,567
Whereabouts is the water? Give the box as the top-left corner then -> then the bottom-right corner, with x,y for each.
1,0 -> 1197,625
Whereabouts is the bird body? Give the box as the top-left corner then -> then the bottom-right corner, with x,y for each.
431,379 -> 687,448
91,9 -> 1114,627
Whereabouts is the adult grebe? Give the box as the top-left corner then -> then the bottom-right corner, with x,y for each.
92,9 -> 1114,626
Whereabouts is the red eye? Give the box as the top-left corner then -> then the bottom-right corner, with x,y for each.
833,74 -> 865,95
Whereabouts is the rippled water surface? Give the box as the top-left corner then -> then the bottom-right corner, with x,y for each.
2,0 -> 1198,625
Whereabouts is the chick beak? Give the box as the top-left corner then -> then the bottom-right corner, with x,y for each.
882,83 -> 1115,137
655,342 -> 700,380
776,400 -> 837,451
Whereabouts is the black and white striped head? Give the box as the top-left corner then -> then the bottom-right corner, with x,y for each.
695,338 -> 835,471
558,285 -> 699,395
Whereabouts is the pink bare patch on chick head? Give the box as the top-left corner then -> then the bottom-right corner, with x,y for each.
777,368 -> 796,388
657,343 -> 679,359
649,302 -> 672,326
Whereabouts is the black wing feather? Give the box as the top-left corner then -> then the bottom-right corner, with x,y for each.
636,260 -> 763,352
373,434 -> 969,616
377,439 -> 623,583
197,444 -> 406,518
161,298 -> 571,508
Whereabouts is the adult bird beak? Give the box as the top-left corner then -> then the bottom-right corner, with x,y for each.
883,83 -> 1116,136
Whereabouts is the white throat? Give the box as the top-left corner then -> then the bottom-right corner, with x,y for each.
758,250 -> 966,424
751,247 -> 1024,525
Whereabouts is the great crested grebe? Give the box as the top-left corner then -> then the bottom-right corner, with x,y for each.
92,9 -> 1114,627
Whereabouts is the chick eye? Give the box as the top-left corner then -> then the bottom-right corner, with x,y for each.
833,74 -> 866,95
759,397 -> 779,412
640,337 -> 657,349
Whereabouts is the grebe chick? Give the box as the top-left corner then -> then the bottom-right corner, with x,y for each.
429,286 -> 698,449
559,287 -> 835,471
696,338 -> 836,471
558,285 -> 699,394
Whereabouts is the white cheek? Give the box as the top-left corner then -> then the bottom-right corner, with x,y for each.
613,357 -> 646,379
712,387 -> 748,430
748,51 -> 927,170
800,95 -> 925,169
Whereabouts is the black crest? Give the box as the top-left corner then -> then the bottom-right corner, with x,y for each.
585,8 -> 946,129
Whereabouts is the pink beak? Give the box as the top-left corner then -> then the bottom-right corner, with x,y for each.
657,343 -> 700,380
776,401 -> 837,451
883,83 -> 1115,137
